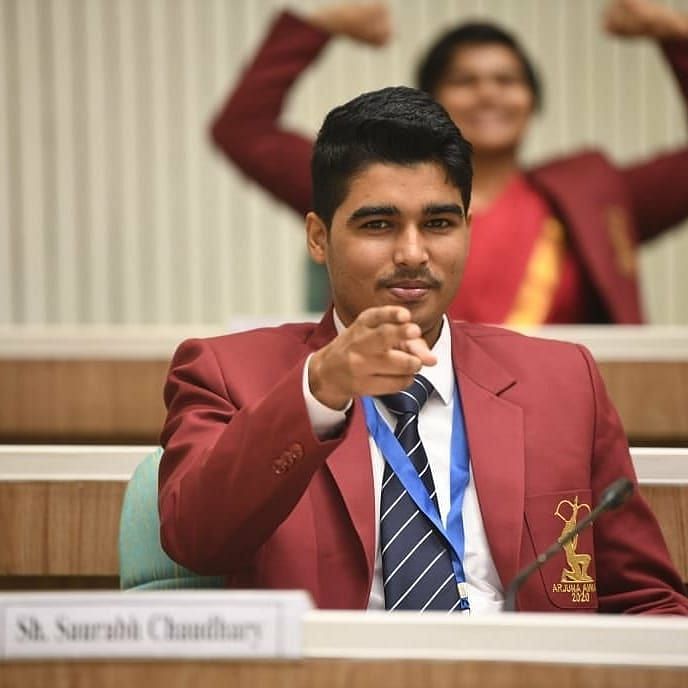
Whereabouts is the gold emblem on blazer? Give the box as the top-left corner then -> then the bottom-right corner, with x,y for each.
606,206 -> 637,277
550,496 -> 596,603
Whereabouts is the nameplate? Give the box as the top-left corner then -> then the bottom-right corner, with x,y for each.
0,590 -> 312,659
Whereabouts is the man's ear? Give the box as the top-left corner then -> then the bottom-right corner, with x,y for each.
306,212 -> 328,264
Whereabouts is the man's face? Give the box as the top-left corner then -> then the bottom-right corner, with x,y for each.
307,162 -> 470,346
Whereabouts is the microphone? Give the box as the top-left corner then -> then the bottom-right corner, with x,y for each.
503,477 -> 634,612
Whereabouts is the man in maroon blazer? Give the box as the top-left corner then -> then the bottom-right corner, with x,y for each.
160,86 -> 688,614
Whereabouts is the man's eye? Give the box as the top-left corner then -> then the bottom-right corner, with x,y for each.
426,218 -> 451,229
362,220 -> 391,230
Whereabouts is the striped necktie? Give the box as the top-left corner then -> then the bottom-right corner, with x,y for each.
378,375 -> 461,611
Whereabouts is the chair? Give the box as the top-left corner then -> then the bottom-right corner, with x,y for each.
118,447 -> 225,590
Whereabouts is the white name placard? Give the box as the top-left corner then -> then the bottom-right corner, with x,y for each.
0,590 -> 312,659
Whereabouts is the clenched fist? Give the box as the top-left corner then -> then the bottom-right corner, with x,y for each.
309,2 -> 392,47
604,0 -> 688,40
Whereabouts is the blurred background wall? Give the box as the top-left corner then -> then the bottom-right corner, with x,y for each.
1,0 -> 687,326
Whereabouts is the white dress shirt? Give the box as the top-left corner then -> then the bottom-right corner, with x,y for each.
303,312 -> 504,614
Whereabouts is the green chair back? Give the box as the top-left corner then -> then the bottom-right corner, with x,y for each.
119,447 -> 225,590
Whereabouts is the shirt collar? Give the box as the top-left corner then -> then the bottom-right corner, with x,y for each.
332,310 -> 454,405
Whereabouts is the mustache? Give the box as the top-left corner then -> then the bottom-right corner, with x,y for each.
376,267 -> 442,289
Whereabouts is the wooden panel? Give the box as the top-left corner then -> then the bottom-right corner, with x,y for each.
0,482 -> 125,575
0,576 -> 119,590
598,362 -> 688,442
641,485 -> 688,583
0,360 -> 168,442
1,360 -> 687,444
0,659 -> 686,688
1,480 -> 685,584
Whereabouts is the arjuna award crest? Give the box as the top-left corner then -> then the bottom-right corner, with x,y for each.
551,496 -> 596,603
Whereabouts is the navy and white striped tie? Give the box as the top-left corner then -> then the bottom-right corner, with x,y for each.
378,375 -> 461,611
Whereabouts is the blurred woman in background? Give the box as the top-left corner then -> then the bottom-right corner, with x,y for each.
211,0 -> 688,324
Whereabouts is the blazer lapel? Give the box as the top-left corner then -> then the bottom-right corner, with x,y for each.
305,310 -> 376,584
325,402 -> 376,583
451,323 -> 525,589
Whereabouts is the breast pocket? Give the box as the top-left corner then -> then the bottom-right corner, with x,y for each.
524,490 -> 598,610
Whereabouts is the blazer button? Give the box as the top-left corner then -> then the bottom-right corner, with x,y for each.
273,443 -> 303,475
288,442 -> 304,460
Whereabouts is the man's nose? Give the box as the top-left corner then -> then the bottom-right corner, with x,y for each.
393,225 -> 429,266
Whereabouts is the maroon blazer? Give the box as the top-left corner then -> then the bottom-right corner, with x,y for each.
211,10 -> 688,324
159,312 -> 688,614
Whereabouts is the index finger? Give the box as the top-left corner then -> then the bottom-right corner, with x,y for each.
402,336 -> 438,367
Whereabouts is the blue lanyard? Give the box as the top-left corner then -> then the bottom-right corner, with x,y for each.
362,387 -> 471,609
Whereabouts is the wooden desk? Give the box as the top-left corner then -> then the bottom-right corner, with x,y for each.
2,658 -> 686,688
1,325 -> 687,444
2,611 -> 688,687
1,447 -> 687,585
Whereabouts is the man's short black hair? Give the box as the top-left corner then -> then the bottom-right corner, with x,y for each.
416,22 -> 542,110
311,86 -> 473,228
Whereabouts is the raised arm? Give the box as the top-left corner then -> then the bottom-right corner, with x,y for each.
605,0 -> 688,241
210,4 -> 390,216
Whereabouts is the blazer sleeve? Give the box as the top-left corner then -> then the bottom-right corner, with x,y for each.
158,337 -> 346,574
209,10 -> 330,216
621,40 -> 688,242
577,345 -> 688,614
